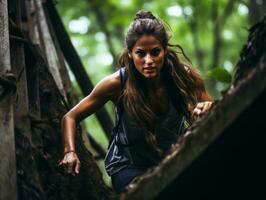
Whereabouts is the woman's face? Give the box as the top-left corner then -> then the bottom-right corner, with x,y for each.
129,35 -> 166,79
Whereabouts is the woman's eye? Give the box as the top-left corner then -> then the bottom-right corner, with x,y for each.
151,49 -> 160,56
136,51 -> 145,57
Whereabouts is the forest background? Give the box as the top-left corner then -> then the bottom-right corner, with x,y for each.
55,0 -> 266,184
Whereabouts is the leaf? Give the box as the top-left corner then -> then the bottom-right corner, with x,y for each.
207,67 -> 232,83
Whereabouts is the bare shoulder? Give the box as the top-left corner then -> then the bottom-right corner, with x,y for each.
93,69 -> 122,103
98,69 -> 121,91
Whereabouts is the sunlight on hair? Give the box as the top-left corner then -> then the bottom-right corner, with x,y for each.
68,16 -> 90,34
166,5 -> 183,17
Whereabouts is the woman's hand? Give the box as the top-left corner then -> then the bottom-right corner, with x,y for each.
58,151 -> 80,176
192,101 -> 213,117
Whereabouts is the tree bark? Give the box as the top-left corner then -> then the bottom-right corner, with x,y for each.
247,0 -> 266,26
35,0 -> 68,103
43,3 -> 104,157
6,0 -> 115,198
16,33 -> 114,199
0,0 -> 17,199
45,0 -> 114,139
24,0 -> 41,45
9,0 -> 46,199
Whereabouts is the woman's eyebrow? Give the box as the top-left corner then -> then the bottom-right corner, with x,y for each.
135,47 -> 160,50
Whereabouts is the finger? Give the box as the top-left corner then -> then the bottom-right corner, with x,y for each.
75,161 -> 80,174
202,102 -> 212,112
58,159 -> 67,167
202,103 -> 209,112
197,102 -> 204,109
193,108 -> 201,116
62,159 -> 68,165
66,164 -> 74,174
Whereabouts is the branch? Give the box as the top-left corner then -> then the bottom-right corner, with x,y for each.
0,0 -> 17,199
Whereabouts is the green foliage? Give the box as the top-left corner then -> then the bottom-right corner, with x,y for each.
207,67 -> 232,83
56,0 -> 250,89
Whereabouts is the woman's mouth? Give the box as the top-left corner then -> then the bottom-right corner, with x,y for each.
143,67 -> 156,71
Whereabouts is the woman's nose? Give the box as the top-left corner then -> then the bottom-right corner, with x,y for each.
144,54 -> 154,64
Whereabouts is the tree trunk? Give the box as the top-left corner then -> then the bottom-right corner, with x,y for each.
4,0 -> 114,199
45,0 -> 114,139
9,0 -> 45,199
0,0 -> 17,199
35,0 -> 68,102
247,0 -> 266,26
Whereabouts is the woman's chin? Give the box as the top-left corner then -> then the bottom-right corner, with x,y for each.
142,72 -> 159,79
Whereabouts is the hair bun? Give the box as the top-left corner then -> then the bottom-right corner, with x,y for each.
134,11 -> 156,20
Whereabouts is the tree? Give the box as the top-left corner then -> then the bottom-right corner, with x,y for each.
3,0 -> 113,199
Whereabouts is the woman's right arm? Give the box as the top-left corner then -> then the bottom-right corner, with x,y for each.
59,71 -> 121,175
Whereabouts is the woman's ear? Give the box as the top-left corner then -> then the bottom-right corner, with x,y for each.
128,52 -> 132,59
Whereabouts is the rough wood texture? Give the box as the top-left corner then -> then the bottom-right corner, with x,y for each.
35,42 -> 114,200
43,3 -> 75,108
15,33 -> 114,199
9,0 -> 31,141
43,5 -> 99,156
120,15 -> 266,200
9,0 -> 45,199
35,0 -> 67,102
6,0 -> 114,199
0,0 -> 17,199
45,0 -> 114,139
24,0 -> 41,45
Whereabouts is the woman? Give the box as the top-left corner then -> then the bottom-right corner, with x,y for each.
59,11 -> 212,193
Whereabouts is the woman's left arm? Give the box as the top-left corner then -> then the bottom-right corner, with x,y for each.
192,90 -> 213,117
186,66 -> 213,117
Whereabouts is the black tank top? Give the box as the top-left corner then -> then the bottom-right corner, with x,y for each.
104,68 -> 186,176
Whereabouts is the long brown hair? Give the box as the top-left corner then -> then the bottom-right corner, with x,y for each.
118,11 -> 205,151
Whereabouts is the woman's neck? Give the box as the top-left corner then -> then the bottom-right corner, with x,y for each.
143,75 -> 163,91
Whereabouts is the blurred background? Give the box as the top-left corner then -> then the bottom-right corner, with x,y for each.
55,0 -> 266,184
